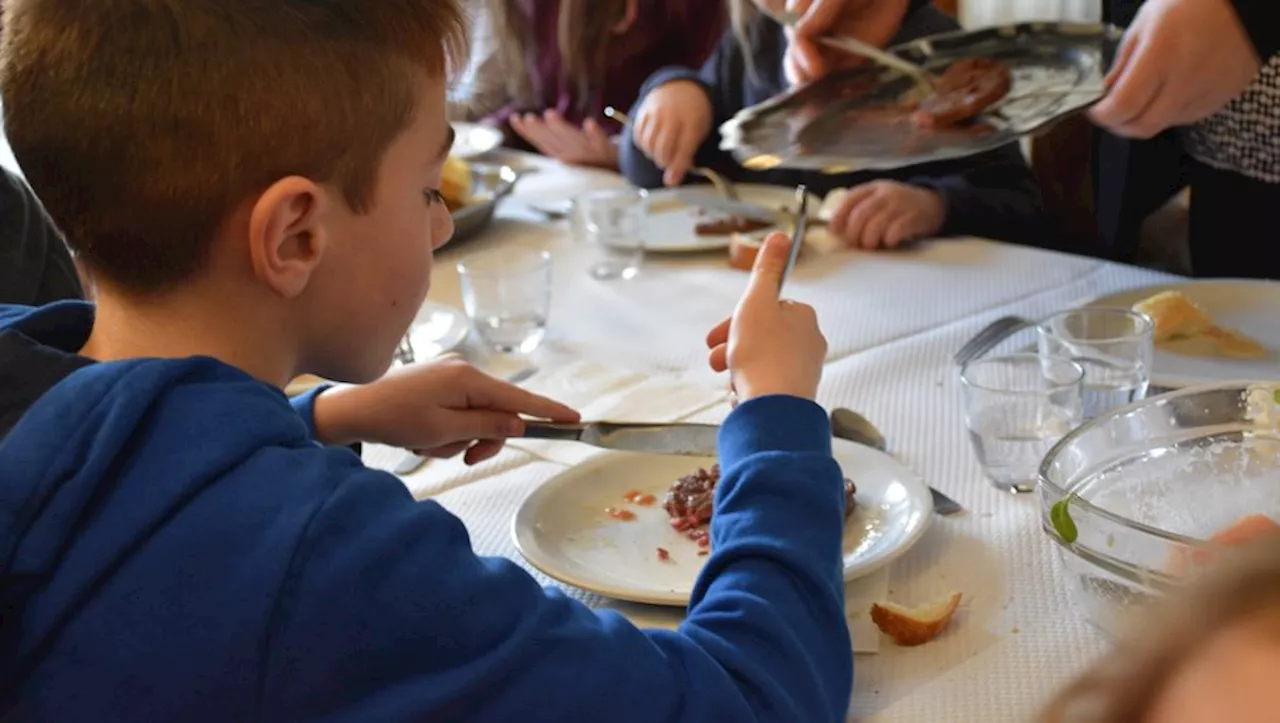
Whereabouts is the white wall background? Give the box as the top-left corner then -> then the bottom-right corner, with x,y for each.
961,0 -> 1101,28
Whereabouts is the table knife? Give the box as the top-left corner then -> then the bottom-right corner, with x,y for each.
522,422 -> 720,457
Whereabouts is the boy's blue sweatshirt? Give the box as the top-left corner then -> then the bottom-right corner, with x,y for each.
620,1 -> 1053,249
0,301 -> 853,722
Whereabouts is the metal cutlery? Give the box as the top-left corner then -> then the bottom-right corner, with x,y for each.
760,8 -> 936,91
675,192 -> 791,227
522,421 -> 720,457
602,106 -> 740,201
830,407 -> 964,516
952,315 -> 1034,367
779,185 -> 808,292
392,334 -> 416,366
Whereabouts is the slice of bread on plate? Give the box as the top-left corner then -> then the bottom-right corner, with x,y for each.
1132,290 -> 1265,359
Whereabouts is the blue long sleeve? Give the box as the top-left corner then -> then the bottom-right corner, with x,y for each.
263,395 -> 852,722
287,384 -> 328,440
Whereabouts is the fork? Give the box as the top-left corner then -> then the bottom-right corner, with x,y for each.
393,334 -> 416,366
760,8 -> 935,92
830,408 -> 964,515
952,315 -> 1034,366
778,185 -> 808,292
602,106 -> 740,201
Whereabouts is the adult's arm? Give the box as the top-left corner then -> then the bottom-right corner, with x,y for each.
1227,0 -> 1280,60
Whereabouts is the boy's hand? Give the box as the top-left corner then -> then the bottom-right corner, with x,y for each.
312,357 -> 580,465
705,232 -> 827,401
631,80 -> 713,187
510,111 -> 619,168
827,180 -> 944,249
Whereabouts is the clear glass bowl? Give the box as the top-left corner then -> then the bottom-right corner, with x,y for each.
1038,381 -> 1280,637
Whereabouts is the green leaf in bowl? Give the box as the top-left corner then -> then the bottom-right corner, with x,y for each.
1051,496 -> 1078,543
1273,388 -> 1280,406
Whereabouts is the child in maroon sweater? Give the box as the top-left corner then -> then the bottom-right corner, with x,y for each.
455,0 -> 726,169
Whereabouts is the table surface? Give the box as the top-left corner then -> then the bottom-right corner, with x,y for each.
363,152 -> 1178,722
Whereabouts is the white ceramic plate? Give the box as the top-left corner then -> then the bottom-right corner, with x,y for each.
283,300 -> 469,396
451,122 -> 504,158
407,299 -> 470,359
1089,280 -> 1280,388
643,184 -> 822,253
512,439 -> 934,606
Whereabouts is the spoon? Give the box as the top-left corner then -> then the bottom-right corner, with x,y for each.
762,8 -> 935,92
602,106 -> 741,201
830,407 -> 964,516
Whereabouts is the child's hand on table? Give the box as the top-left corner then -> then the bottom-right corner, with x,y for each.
705,232 -> 827,402
631,80 -> 713,187
312,357 -> 580,465
826,180 -> 945,249
510,110 -> 619,169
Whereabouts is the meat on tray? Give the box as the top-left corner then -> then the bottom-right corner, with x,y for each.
662,464 -> 857,535
912,57 -> 1012,127
694,215 -> 773,237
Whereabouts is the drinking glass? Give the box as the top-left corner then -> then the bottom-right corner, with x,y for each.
1037,308 -> 1154,420
961,353 -> 1085,494
457,249 -> 551,353
573,188 -> 648,280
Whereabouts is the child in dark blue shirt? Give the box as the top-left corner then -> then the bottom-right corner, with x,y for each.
622,0 -> 1051,249
0,1 -> 852,720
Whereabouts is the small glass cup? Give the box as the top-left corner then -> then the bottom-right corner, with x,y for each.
1036,308 -> 1154,420
457,249 -> 551,354
573,188 -> 648,280
960,353 -> 1085,494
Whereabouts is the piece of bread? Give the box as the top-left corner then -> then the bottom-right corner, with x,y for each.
1200,325 -> 1267,359
1133,290 -> 1214,343
1132,290 -> 1266,359
817,187 -> 849,222
440,155 -> 471,210
870,592 -> 962,646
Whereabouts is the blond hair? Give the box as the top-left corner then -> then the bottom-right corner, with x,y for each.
1042,540 -> 1280,722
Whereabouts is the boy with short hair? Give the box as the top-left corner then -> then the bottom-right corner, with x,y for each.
0,1 -> 853,721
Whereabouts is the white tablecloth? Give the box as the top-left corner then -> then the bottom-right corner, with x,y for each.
365,154 -> 1178,721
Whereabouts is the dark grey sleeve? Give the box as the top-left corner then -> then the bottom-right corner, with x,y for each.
0,167 -> 84,306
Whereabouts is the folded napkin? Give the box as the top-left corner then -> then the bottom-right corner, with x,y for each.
507,360 -> 730,466
599,567 -> 890,654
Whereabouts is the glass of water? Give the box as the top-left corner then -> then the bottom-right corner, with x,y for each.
457,249 -> 551,354
961,353 -> 1085,494
573,188 -> 648,280
1037,308 -> 1154,420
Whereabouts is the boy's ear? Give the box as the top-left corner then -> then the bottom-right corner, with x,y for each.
246,176 -> 329,299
